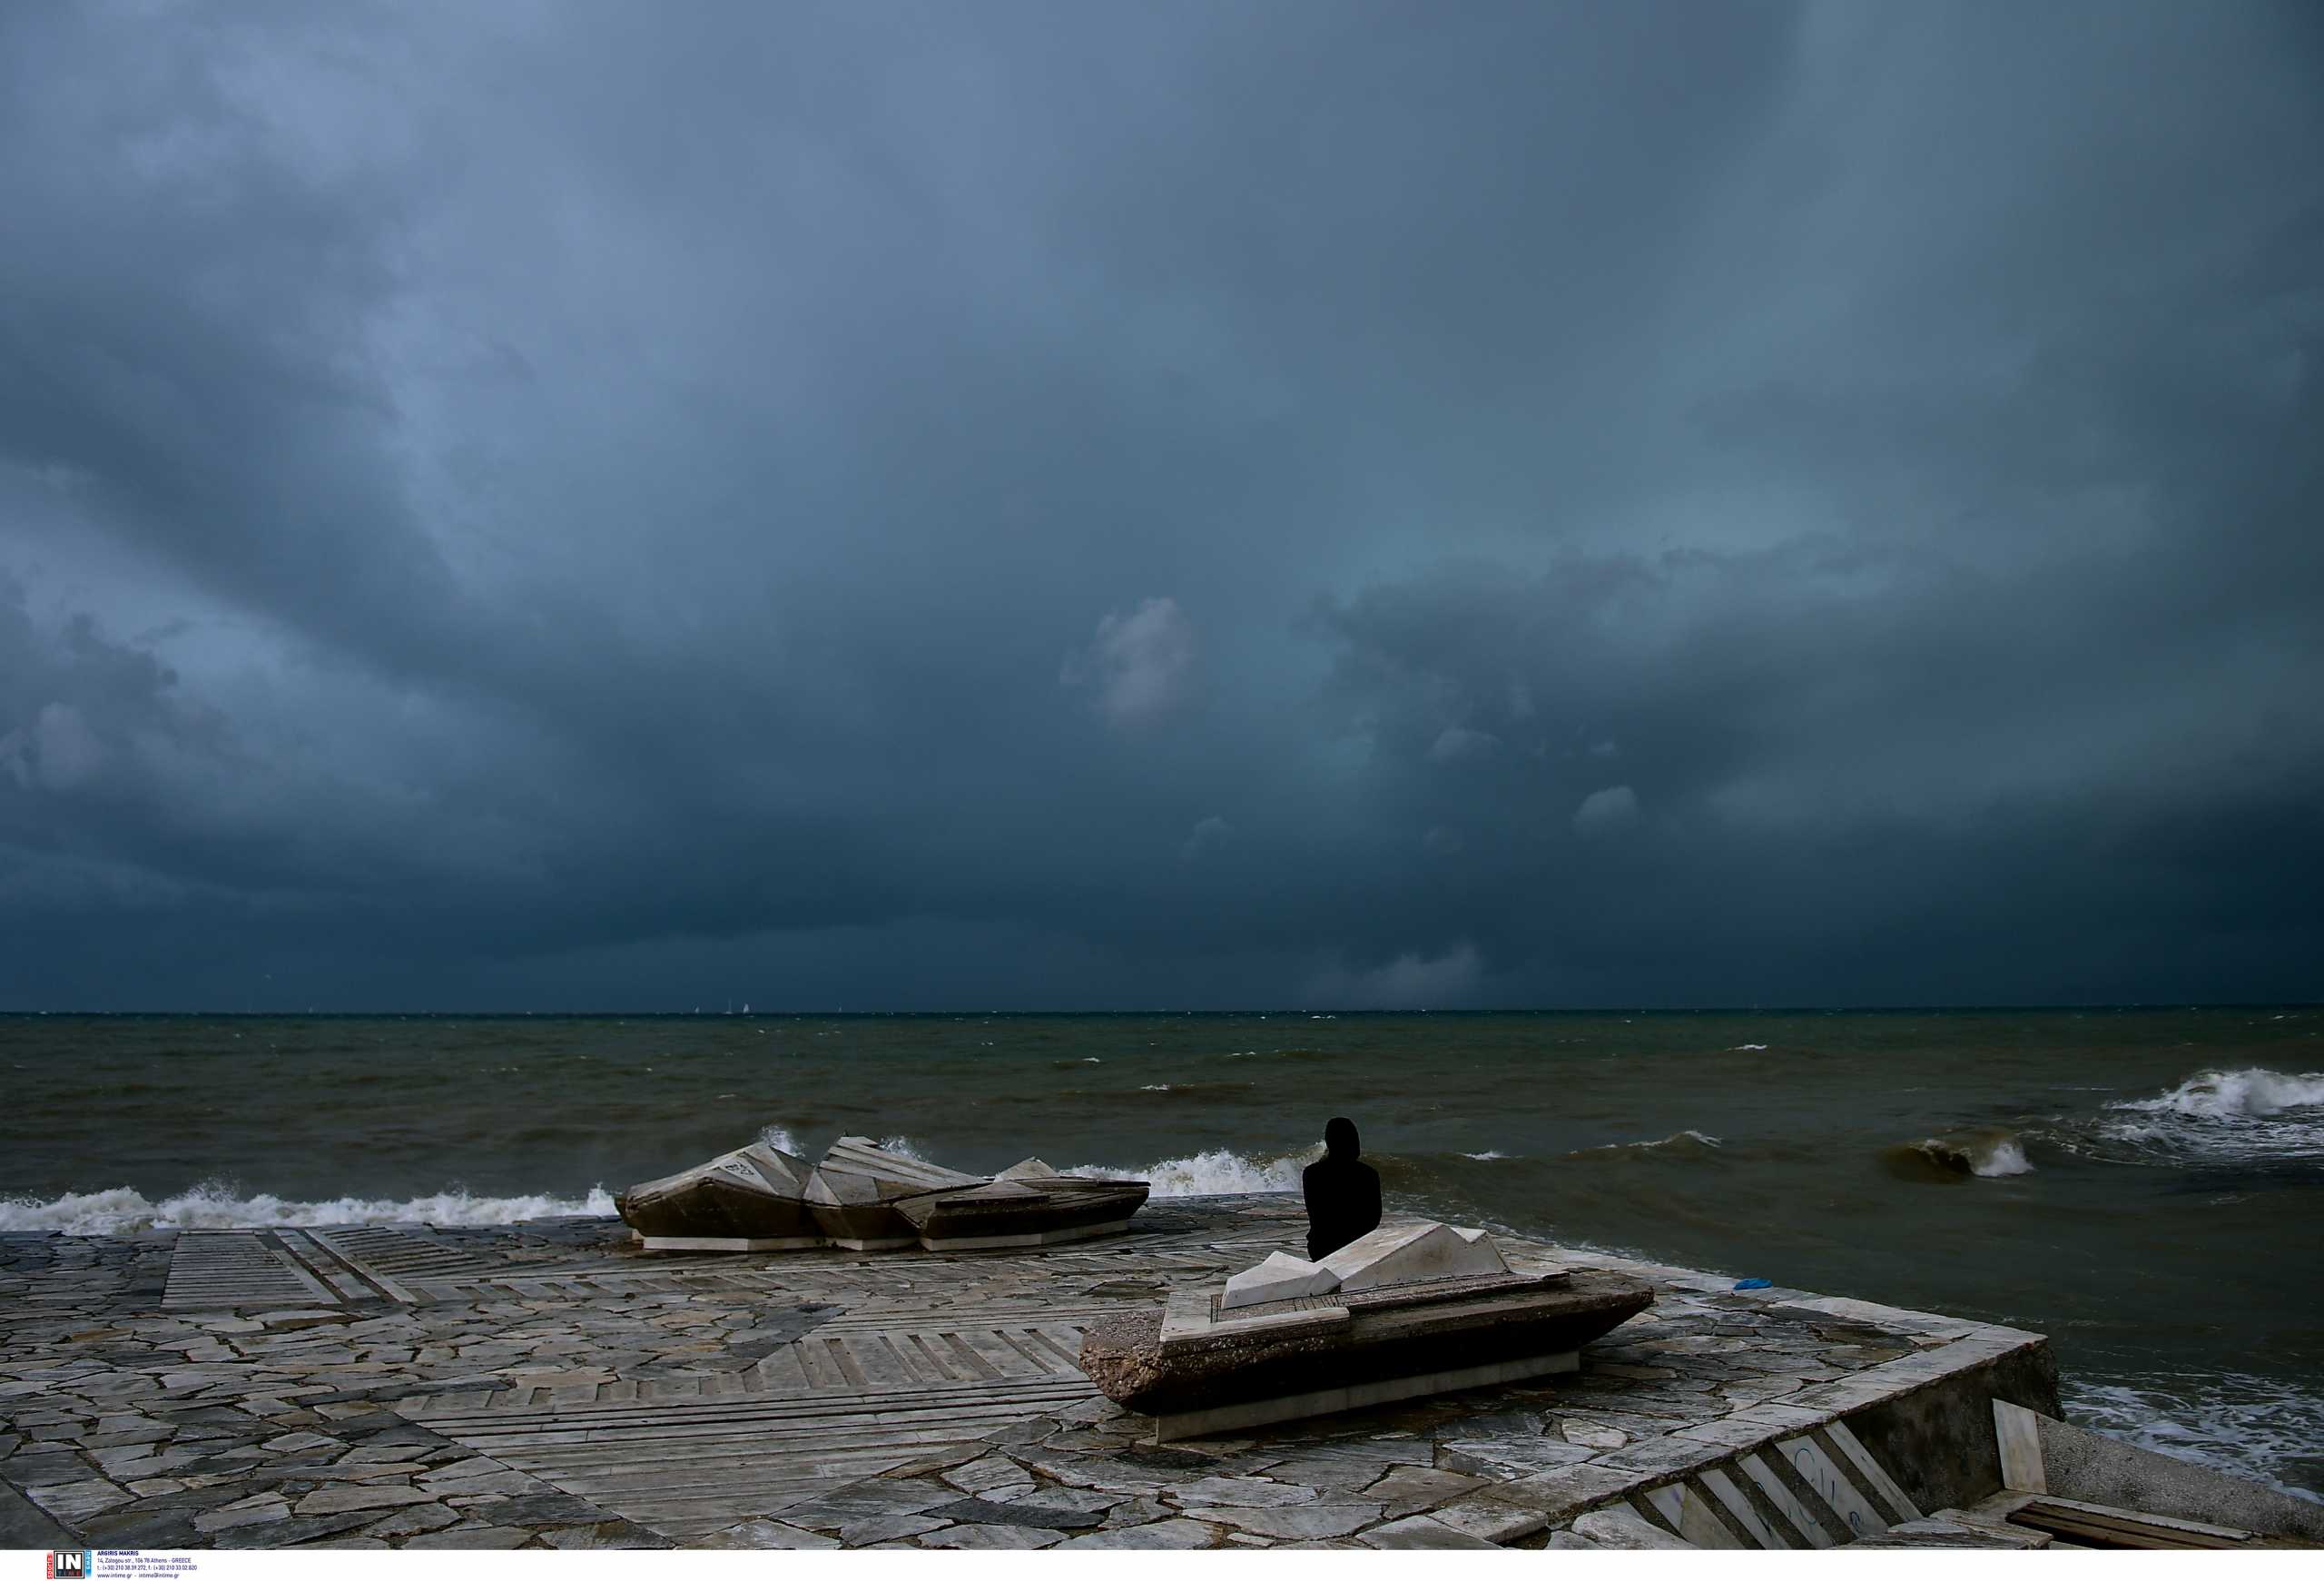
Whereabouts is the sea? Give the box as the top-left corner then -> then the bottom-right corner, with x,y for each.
5,1007 -> 2319,1501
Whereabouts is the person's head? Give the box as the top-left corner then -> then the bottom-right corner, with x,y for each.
1324,1116 -> 1359,1158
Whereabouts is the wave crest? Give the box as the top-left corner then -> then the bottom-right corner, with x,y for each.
0,1182 -> 618,1237
2112,1067 -> 2324,1121
1563,1130 -> 1724,1163
2063,1067 -> 2324,1166
1883,1128 -> 2034,1181
1068,1145 -> 1317,1196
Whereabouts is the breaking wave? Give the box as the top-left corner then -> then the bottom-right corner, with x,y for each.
1883,1128 -> 2034,1181
2066,1068 -> 2324,1166
1563,1130 -> 1725,1163
1130,1081 -> 1257,1099
2113,1067 -> 2324,1122
0,1182 -> 618,1237
1068,1145 -> 1317,1197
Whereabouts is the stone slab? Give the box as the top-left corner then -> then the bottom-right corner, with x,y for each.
1148,1351 -> 1577,1442
1222,1252 -> 1338,1312
1319,1221 -> 1507,1293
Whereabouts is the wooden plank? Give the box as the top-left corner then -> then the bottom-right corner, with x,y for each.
2009,1510 -> 2238,1551
2010,1500 -> 2250,1550
2024,1496 -> 2252,1542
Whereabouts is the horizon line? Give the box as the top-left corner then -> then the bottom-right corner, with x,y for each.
2,1001 -> 2317,1019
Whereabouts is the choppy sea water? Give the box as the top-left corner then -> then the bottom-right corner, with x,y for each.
4,1008 -> 2319,1501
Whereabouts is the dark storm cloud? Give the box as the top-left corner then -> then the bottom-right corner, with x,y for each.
2,0 -> 2319,1009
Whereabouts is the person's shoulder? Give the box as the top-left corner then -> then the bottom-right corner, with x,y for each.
1358,1160 -> 1381,1181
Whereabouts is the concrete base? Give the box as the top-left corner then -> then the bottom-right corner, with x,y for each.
635,1232 -> 826,1252
1148,1349 -> 1578,1442
824,1234 -> 919,1251
916,1217 -> 1135,1251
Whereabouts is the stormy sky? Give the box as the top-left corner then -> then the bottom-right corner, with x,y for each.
3,1 -> 2319,1012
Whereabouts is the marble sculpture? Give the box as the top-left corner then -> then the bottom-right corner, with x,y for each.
1079,1219 -> 1653,1440
616,1135 -> 1149,1253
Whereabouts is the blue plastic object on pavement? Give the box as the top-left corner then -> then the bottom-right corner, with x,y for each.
1733,1278 -> 1772,1291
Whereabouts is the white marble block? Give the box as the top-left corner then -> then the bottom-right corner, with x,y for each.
1320,1221 -> 1508,1292
1221,1251 -> 1342,1311
995,1157 -> 1061,1180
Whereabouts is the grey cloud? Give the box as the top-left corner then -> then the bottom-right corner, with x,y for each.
1064,597 -> 1196,728
1572,786 -> 1639,837
1307,943 -> 1486,1013
1179,815 -> 1232,865
0,1 -> 2319,1008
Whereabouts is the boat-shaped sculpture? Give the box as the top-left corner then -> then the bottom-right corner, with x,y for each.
803,1136 -> 992,1250
615,1136 -> 1150,1253
892,1157 -> 1150,1250
1079,1220 -> 1654,1440
613,1138 -> 821,1251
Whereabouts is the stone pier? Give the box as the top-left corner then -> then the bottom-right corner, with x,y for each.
1,1195 -> 2065,1549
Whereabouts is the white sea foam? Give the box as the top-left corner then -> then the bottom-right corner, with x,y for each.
1632,1129 -> 1723,1151
2112,1067 -> 2324,1121
0,1182 -> 618,1237
1731,1043 -> 1768,1051
2063,1374 -> 2324,1507
756,1124 -> 803,1156
1966,1136 -> 2034,1177
2083,1067 -> 2324,1164
1068,1145 -> 1319,1197
1460,1150 -> 1511,1161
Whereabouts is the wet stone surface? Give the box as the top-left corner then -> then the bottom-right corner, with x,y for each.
0,1197 -> 2042,1548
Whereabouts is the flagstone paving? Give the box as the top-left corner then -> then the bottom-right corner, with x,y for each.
1,1195 -> 2048,1548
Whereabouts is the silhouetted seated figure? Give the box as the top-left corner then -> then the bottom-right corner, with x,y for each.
1303,1116 -> 1383,1262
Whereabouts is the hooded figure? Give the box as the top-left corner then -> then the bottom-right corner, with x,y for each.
1302,1116 -> 1382,1261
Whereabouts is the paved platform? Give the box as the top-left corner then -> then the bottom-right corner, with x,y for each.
0,1195 -> 2060,1549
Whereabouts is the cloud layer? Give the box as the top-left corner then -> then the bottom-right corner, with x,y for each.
3,1 -> 2319,1008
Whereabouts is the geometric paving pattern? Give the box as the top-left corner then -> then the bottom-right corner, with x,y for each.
7,1196 -> 2070,1551
416,1374 -> 1103,1538
160,1230 -> 341,1309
